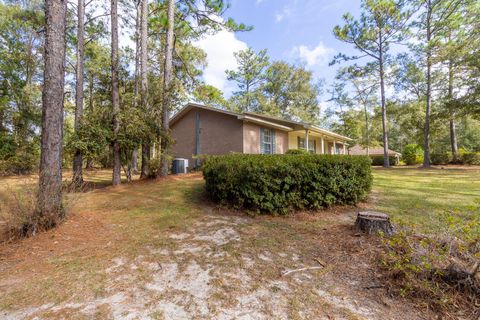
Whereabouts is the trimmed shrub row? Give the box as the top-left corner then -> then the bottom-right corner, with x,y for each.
370,155 -> 398,166
203,154 -> 373,215
430,151 -> 480,165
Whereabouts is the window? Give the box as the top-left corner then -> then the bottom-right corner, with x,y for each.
260,128 -> 275,154
298,137 -> 316,153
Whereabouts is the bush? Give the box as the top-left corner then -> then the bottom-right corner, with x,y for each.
0,180 -> 83,241
203,154 -> 372,214
380,213 -> 479,316
430,152 -> 452,165
0,153 -> 38,175
285,149 -> 309,155
402,144 -> 424,165
370,155 -> 398,166
460,152 -> 480,165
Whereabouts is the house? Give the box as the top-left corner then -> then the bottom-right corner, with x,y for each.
348,144 -> 401,165
170,103 -> 352,168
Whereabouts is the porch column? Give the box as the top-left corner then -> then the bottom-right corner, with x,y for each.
333,140 -> 337,155
343,143 -> 346,155
305,129 -> 309,152
321,137 -> 325,154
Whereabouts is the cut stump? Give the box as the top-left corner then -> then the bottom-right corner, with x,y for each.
355,211 -> 394,236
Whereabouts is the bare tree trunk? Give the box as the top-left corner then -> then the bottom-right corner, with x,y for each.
448,58 -> 458,161
364,103 -> 370,156
131,1 -> 141,174
379,32 -> 390,168
139,0 -> 150,178
37,0 -> 67,225
72,0 -> 85,186
111,0 -> 121,185
131,149 -> 138,173
140,143 -> 150,178
423,2 -> 432,168
86,157 -> 93,169
159,0 -> 174,177
140,0 -> 148,114
133,1 -> 141,109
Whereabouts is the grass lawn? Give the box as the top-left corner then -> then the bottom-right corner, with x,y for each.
372,167 -> 480,236
0,167 -> 478,319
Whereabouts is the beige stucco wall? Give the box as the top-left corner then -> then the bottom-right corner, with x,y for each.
171,108 -> 244,168
243,122 -> 288,154
242,122 -> 260,154
275,130 -> 288,154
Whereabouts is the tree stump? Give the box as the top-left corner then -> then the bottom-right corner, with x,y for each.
355,211 -> 394,235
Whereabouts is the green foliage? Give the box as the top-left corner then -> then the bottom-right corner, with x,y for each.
285,149 -> 309,155
203,154 -> 372,215
226,48 -> 269,112
429,152 -> 452,165
193,84 -> 227,108
427,151 -> 480,165
0,152 -> 37,175
402,144 -> 424,165
0,132 -> 39,175
261,62 -> 322,124
460,152 -> 480,165
370,155 -> 397,166
380,210 -> 479,313
381,229 -> 451,307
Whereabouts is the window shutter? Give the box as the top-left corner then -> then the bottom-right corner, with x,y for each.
272,130 -> 276,154
260,128 -> 265,154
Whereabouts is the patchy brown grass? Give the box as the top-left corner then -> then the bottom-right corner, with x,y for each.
0,169 -> 476,319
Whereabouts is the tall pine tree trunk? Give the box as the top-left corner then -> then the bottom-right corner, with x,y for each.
37,0 -> 67,224
160,0 -> 174,177
364,103 -> 370,156
131,1 -> 141,174
140,0 -> 150,178
423,1 -> 432,168
111,0 -> 121,185
73,0 -> 85,185
379,33 -> 390,168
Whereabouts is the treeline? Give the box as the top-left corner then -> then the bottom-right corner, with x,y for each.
0,0 -> 248,231
329,0 -> 480,167
213,48 -> 323,125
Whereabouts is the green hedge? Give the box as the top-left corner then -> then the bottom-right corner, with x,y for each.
203,154 -> 373,215
370,155 -> 398,166
285,149 -> 309,155
429,152 -> 480,165
460,152 -> 480,165
430,153 -> 452,165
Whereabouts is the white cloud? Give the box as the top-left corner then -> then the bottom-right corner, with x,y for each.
292,42 -> 334,67
255,0 -> 264,5
275,6 -> 292,22
193,29 -> 248,96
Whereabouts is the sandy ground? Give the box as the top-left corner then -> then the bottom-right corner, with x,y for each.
0,174 -> 433,320
1,213 -> 428,319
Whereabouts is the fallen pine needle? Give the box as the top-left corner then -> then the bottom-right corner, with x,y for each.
282,266 -> 324,277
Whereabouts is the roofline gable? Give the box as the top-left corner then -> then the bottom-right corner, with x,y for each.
170,103 -> 352,141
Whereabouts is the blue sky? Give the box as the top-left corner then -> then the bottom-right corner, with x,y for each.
195,0 -> 362,100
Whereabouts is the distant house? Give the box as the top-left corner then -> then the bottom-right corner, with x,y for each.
170,103 -> 352,168
349,145 -> 401,165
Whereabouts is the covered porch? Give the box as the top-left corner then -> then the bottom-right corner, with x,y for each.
287,128 -> 350,155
